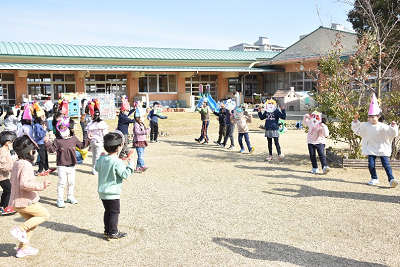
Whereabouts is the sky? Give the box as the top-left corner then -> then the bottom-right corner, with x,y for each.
1,0 -> 354,50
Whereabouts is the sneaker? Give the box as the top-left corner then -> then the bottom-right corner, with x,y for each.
194,138 -> 201,143
238,149 -> 245,153
57,199 -> 66,208
150,140 -> 155,143
220,143 -> 226,148
322,166 -> 330,174
140,166 -> 149,172
367,179 -> 379,186
16,246 -> 39,258
37,171 -> 48,176
310,168 -> 320,174
66,197 -> 78,204
228,145 -> 235,150
202,141 -> 208,144
266,155 -> 273,161
103,232 -> 111,239
10,226 -> 29,243
390,179 -> 398,188
108,231 -> 127,241
278,154 -> 284,162
3,206 -> 16,215
249,147 -> 255,154
155,140 -> 160,143
47,168 -> 57,173
92,170 -> 98,176
134,167 -> 143,173
213,141 -> 221,146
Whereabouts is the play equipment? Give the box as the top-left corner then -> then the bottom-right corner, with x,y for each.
196,84 -> 219,112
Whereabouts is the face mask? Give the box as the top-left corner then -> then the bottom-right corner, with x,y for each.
60,129 -> 70,139
266,103 -> 276,113
310,111 -> 322,126
7,143 -> 13,150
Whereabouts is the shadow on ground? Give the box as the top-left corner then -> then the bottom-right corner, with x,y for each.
212,237 -> 388,267
0,243 -> 16,258
262,182 -> 400,204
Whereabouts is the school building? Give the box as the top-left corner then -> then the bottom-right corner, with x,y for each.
0,26 -> 365,109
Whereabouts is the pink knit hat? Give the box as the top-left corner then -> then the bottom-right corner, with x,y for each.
368,93 -> 380,115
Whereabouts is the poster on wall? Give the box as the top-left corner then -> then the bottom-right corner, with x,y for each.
61,93 -> 116,120
87,93 -> 116,120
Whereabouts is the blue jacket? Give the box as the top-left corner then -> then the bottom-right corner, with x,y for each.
258,109 -> 286,131
33,123 -> 47,145
117,109 -> 135,135
147,109 -> 167,124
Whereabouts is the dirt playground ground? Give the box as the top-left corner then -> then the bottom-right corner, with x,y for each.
0,110 -> 399,267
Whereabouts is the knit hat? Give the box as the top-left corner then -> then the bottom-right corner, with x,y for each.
368,93 -> 380,115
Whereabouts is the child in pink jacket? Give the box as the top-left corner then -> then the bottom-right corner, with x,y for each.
9,135 -> 51,258
133,110 -> 150,172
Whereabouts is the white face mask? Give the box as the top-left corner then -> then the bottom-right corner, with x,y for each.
7,143 -> 13,151
60,129 -> 70,139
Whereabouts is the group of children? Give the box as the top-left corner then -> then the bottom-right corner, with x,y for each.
195,94 -> 399,188
1,93 -> 398,258
1,97 -> 169,257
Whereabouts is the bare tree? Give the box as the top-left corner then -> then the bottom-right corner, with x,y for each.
343,0 -> 400,98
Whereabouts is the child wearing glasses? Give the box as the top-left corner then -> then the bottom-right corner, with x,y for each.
303,111 -> 330,174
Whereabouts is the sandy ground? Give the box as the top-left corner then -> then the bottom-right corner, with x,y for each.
0,111 -> 399,267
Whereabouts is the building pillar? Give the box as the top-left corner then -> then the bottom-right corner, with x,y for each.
15,71 -> 27,104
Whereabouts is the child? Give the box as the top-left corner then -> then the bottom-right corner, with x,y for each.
258,99 -> 286,161
33,109 -> 49,176
133,109 -> 150,172
231,106 -> 255,154
86,108 -> 109,175
9,135 -> 51,258
303,111 -> 330,174
96,131 -> 135,240
220,99 -> 236,149
117,97 -> 135,159
17,104 -> 34,138
0,131 -> 17,214
212,100 -> 227,146
147,102 -> 167,143
80,99 -> 88,140
3,106 -> 18,132
351,93 -> 399,187
195,100 -> 211,144
45,117 -> 91,208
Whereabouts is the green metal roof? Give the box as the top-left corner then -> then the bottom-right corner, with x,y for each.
0,42 -> 279,61
0,62 -> 284,72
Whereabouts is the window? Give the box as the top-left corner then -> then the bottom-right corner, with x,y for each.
185,75 -> 217,99
27,73 -> 76,101
0,73 -> 16,104
85,74 -> 127,107
139,74 -> 177,93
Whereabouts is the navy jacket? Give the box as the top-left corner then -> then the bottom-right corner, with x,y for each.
258,109 -> 286,131
147,109 -> 167,124
213,108 -> 227,127
117,109 -> 135,135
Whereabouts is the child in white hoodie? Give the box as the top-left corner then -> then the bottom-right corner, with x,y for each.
351,94 -> 399,187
